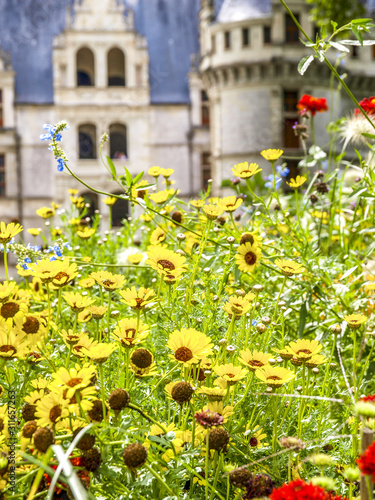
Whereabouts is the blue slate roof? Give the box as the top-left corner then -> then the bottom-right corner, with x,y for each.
0,0 -> 201,104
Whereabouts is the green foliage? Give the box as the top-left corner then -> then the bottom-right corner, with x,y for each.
307,0 -> 366,33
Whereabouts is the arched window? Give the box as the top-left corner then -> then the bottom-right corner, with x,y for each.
78,124 -> 97,159
109,123 -> 127,159
76,47 -> 95,86
80,192 -> 98,224
107,48 -> 125,86
111,191 -> 129,227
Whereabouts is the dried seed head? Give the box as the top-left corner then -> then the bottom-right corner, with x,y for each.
108,389 -> 130,411
123,443 -> 148,469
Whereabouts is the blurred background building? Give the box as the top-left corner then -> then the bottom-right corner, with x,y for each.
0,0 -> 374,230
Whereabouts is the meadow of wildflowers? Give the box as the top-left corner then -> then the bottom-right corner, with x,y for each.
0,6 -> 375,500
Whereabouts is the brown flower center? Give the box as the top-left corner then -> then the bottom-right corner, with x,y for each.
0,345 -> 16,355
23,316 -> 40,334
267,375 -> 282,381
175,347 -> 193,362
1,302 -> 20,319
125,328 -> 136,337
244,252 -> 257,266
226,373 -> 235,378
102,279 -> 115,287
54,272 -> 69,285
49,405 -> 62,423
157,259 -> 175,271
249,437 -> 258,447
66,377 -> 83,388
249,360 -> 264,367
296,349 -> 312,355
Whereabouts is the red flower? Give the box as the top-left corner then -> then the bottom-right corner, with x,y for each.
355,96 -> 375,115
359,394 -> 375,403
269,479 -> 329,500
357,441 -> 375,479
297,94 -> 329,116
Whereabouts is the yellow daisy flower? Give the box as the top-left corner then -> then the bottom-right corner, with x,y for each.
220,196 -> 243,213
35,393 -> 69,428
202,204 -> 224,220
82,343 -> 117,364
72,335 -> 98,358
112,318 -> 150,347
287,176 -> 307,189
260,149 -> 283,161
239,231 -> 262,248
148,166 -> 161,177
50,260 -> 78,288
275,259 -> 305,276
344,313 -> 368,329
305,354 -> 327,368
30,378 -> 50,391
51,227 -> 63,237
36,207 -> 55,219
79,278 -> 96,289
223,295 -> 252,318
28,258 -> 68,284
239,350 -> 272,372
150,227 -> 167,245
287,339 -> 322,361
132,180 -> 150,199
88,305 -> 107,319
255,365 -> 295,388
0,221 -> 23,244
104,196 -> 117,206
27,228 -> 42,237
50,364 -> 97,405
127,253 -> 144,265
159,168 -> 174,178
0,326 -> 29,361
213,363 -> 248,385
0,300 -> 28,326
235,242 -> 261,273
146,247 -> 186,276
76,227 -> 96,239
149,190 -> 172,204
119,286 -> 156,310
63,292 -> 96,313
245,426 -> 268,448
167,328 -> 213,366
190,199 -> 205,209
90,270 -> 126,291
0,282 -> 18,303
14,313 -> 47,344
197,387 -> 226,402
232,161 -> 262,179
68,188 -> 79,195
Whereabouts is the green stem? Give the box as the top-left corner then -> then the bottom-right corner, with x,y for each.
145,463 -> 180,499
99,364 -> 107,425
3,243 -> 8,283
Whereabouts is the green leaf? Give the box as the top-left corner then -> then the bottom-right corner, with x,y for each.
132,171 -> 144,185
106,156 -> 117,180
339,265 -> 358,281
361,133 -> 375,140
124,167 -> 133,188
330,41 -> 350,52
330,21 -> 337,32
351,18 -> 373,24
298,55 -> 314,75
351,25 -> 363,45
298,302 -> 307,338
321,24 -> 327,39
